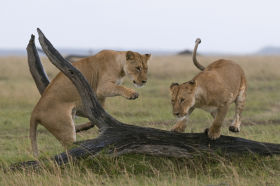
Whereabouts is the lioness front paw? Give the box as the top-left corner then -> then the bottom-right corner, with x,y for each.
125,90 -> 139,100
229,125 -> 240,133
171,126 -> 185,133
204,128 -> 221,140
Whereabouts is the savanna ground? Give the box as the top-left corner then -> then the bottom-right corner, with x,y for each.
0,54 -> 280,185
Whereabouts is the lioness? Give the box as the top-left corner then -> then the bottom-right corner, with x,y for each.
30,50 -> 151,156
170,39 -> 246,140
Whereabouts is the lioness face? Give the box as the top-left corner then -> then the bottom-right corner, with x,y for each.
125,51 -> 151,87
170,81 -> 196,118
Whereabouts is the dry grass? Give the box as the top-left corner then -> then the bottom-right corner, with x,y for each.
1,54 -> 280,185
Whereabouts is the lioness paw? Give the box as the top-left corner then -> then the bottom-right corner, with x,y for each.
229,126 -> 240,133
171,126 -> 185,133
127,91 -> 139,100
204,128 -> 221,140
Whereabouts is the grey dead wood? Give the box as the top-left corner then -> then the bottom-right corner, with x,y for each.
26,35 -> 50,95
11,29 -> 280,170
26,35 -> 94,132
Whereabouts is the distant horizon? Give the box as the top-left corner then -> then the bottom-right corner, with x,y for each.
1,45 -> 280,56
1,36 -> 280,55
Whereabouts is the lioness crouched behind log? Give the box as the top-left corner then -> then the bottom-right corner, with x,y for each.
30,50 -> 151,156
170,38 -> 247,140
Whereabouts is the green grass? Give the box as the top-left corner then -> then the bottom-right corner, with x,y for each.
1,55 -> 280,185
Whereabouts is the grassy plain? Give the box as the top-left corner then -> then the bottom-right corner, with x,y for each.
0,55 -> 280,185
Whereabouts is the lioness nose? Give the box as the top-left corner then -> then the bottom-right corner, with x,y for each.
142,80 -> 147,84
173,112 -> 180,116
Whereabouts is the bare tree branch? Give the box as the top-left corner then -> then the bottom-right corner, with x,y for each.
26,34 -> 94,132
27,35 -> 50,94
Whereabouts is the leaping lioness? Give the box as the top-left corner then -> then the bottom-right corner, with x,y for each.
170,39 -> 247,140
30,50 -> 151,156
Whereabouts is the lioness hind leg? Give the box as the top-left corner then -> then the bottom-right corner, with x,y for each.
50,118 -> 76,147
229,85 -> 246,133
41,106 -> 76,147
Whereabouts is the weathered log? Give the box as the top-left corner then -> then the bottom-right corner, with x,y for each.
26,35 -> 94,132
11,29 -> 280,170
26,35 -> 50,95
11,124 -> 280,170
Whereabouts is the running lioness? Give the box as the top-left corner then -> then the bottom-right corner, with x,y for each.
30,50 -> 151,156
170,39 -> 247,140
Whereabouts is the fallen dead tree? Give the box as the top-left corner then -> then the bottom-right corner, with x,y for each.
11,29 -> 280,170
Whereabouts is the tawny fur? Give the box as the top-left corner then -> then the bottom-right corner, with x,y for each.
170,39 -> 247,140
30,50 -> 151,156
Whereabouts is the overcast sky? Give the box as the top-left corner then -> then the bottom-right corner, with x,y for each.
1,0 -> 280,54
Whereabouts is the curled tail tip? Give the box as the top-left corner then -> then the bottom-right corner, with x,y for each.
195,38 -> 201,44
193,38 -> 205,71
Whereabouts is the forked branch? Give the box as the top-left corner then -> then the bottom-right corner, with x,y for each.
26,34 -> 94,131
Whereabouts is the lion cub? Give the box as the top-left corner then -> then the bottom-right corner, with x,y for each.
30,50 -> 151,156
170,39 -> 247,140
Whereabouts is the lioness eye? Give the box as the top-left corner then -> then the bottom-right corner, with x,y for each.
171,100 -> 175,104
136,67 -> 141,72
180,98 -> 185,103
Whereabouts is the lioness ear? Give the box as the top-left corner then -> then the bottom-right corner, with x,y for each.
126,51 -> 135,60
170,82 -> 179,91
189,80 -> 196,85
145,53 -> 151,60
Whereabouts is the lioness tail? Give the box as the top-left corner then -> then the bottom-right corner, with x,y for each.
192,38 -> 205,71
30,116 -> 39,157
